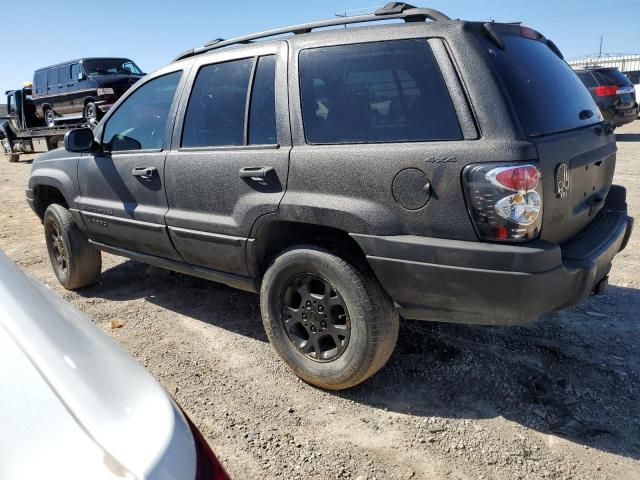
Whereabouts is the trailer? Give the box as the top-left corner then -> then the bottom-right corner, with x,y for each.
1,86 -> 87,162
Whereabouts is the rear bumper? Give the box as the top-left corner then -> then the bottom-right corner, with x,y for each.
609,105 -> 638,127
352,186 -> 633,326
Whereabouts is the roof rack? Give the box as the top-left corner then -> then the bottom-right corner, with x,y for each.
174,3 -> 450,61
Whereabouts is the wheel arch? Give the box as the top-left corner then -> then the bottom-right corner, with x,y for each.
249,220 -> 372,279
31,183 -> 70,220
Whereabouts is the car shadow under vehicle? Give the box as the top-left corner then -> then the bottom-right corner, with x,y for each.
615,132 -> 640,142
80,259 -> 640,461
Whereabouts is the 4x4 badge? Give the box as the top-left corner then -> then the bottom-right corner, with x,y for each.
555,163 -> 570,199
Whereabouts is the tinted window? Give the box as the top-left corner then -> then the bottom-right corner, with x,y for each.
58,66 -> 69,83
182,59 -> 253,147
594,68 -> 633,87
84,58 -> 142,76
249,55 -> 277,145
35,71 -> 47,95
299,40 -> 461,144
71,64 -> 80,81
47,69 -> 58,89
626,71 -> 640,84
103,71 -> 181,152
483,34 -> 601,136
576,71 -> 598,88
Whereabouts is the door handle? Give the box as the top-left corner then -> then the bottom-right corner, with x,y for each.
132,166 -> 157,177
238,166 -> 274,179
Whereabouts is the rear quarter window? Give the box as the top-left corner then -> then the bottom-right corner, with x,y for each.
482,34 -> 601,137
298,39 -> 462,144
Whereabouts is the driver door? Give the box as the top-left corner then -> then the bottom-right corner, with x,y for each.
77,68 -> 187,260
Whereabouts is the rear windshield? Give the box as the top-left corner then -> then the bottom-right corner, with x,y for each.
482,33 -> 601,137
593,69 -> 633,87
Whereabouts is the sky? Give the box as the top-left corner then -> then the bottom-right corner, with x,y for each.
3,0 -> 640,95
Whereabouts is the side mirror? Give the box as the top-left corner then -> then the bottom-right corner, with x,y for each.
78,72 -> 87,81
64,128 -> 98,153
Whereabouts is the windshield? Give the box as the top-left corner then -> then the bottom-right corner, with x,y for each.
83,59 -> 142,76
482,33 -> 602,137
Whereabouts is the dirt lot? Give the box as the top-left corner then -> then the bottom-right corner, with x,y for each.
1,123 -> 639,480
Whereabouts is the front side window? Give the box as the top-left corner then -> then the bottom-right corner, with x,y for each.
299,39 -> 462,144
71,64 -> 80,81
103,71 -> 182,152
182,58 -> 253,148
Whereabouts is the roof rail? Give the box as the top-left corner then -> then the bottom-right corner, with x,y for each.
174,3 -> 450,62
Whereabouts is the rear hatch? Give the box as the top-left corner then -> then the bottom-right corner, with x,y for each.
481,25 -> 616,244
594,68 -> 636,110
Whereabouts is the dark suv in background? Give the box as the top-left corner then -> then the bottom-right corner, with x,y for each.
27,4 -> 633,390
33,58 -> 144,127
575,66 -> 638,127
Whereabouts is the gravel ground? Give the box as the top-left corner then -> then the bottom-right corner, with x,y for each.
1,123 -> 639,480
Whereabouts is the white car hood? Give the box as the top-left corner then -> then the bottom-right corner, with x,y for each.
0,252 -> 196,480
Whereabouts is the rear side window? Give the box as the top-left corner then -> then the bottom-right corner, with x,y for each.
182,59 -> 253,147
299,39 -> 462,144
626,71 -> 640,84
35,71 -> 47,95
483,34 -> 601,137
576,71 -> 598,88
47,69 -> 58,89
249,55 -> 277,145
594,69 -> 633,87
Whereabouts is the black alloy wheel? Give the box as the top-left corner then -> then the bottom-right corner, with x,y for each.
281,273 -> 351,362
47,218 -> 68,275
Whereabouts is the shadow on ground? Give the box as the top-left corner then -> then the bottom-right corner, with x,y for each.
80,259 -> 640,461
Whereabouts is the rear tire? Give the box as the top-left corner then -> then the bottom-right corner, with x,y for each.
84,102 -> 100,127
44,108 -> 55,128
44,204 -> 102,290
260,246 -> 399,390
1,136 -> 18,162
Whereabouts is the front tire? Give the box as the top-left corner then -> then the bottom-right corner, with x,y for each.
44,204 -> 102,289
84,102 -> 100,127
260,246 -> 399,390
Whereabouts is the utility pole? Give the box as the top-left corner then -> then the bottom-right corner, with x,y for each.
598,36 -> 603,58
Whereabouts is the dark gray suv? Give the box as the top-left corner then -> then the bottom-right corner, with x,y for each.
26,3 -> 633,390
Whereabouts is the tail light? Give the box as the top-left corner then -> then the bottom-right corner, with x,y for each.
594,86 -> 619,97
463,163 -> 543,242
182,411 -> 230,480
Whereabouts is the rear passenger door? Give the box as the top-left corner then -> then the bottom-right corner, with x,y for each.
287,36 -> 478,239
165,43 -> 290,276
